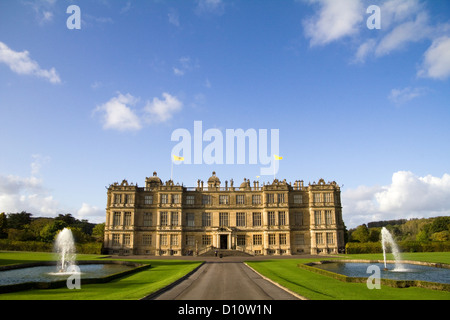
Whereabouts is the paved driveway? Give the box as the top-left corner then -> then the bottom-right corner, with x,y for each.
150,262 -> 300,300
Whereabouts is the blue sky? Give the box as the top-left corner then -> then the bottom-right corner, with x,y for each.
0,0 -> 449,227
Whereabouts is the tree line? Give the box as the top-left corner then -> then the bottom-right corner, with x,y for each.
0,211 -> 104,244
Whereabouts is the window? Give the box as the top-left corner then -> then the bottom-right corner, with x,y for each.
237,235 -> 246,246
113,212 -> 121,226
279,234 -> 287,245
171,212 -> 179,226
161,194 -> 168,204
327,233 -> 334,244
186,235 -> 195,246
124,212 -> 132,226
219,195 -> 229,205
202,235 -> 211,246
236,195 -> 245,205
142,234 -> 151,245
294,212 -> 303,225
187,213 -> 195,227
143,212 -> 152,227
219,212 -> 229,227
268,211 -> 276,226
295,234 -> 305,245
269,234 -> 276,245
324,193 -> 332,203
186,195 -> 195,205
314,193 -> 321,203
252,212 -> 261,227
202,212 -> 211,227
160,212 -> 168,226
114,194 -> 121,204
123,234 -> 131,245
144,195 -> 153,205
314,211 -> 322,225
316,233 -> 323,245
267,194 -> 274,203
253,234 -> 262,245
252,195 -> 261,204
172,194 -> 180,204
125,194 -> 133,204
236,212 -> 246,227
160,234 -> 168,246
278,194 -> 285,203
279,211 -> 286,225
202,195 -> 211,205
112,234 -> 120,246
325,210 -> 333,225
293,194 -> 302,204
171,234 -> 178,246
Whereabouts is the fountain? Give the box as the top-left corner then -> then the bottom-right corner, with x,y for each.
54,228 -> 77,274
381,227 -> 406,271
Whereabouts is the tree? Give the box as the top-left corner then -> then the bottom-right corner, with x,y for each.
0,212 -> 7,239
430,217 -> 450,234
351,224 -> 370,243
92,223 -> 105,242
6,212 -> 32,229
40,220 -> 67,243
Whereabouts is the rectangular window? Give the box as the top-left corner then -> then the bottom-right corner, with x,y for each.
253,234 -> 262,245
113,212 -> 121,226
236,212 -> 246,227
268,211 -> 276,226
279,211 -> 286,225
279,234 -> 287,245
327,232 -> 334,244
294,212 -> 303,225
143,212 -> 152,227
316,233 -> 323,245
125,194 -> 133,204
314,193 -> 321,203
202,212 -> 211,227
202,195 -> 211,205
252,195 -> 261,204
171,212 -> 179,226
252,212 -> 261,227
172,194 -> 180,204
142,234 -> 151,245
278,194 -> 285,203
324,193 -> 332,203
325,210 -> 333,225
186,195 -> 195,205
237,235 -> 246,246
267,194 -> 274,203
160,234 -> 168,246
124,212 -> 132,226
293,194 -> 302,204
187,213 -> 195,227
160,212 -> 168,226
202,235 -> 211,246
269,234 -> 276,245
123,234 -> 131,245
314,211 -> 322,225
114,194 -> 121,204
236,195 -> 245,205
219,212 -> 229,227
219,195 -> 229,205
171,234 -> 178,246
112,234 -> 120,246
186,235 -> 195,246
144,195 -> 153,205
161,194 -> 168,204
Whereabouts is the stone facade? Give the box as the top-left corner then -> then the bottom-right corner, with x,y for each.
103,172 -> 345,256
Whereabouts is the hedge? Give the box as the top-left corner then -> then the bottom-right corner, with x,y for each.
0,239 -> 103,255
345,241 -> 450,254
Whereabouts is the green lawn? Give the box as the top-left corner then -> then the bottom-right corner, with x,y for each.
0,251 -> 202,300
246,252 -> 450,300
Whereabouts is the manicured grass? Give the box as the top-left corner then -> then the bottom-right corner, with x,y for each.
246,252 -> 450,300
0,252 -> 202,300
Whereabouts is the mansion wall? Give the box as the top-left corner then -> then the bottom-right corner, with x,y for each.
103,172 -> 345,256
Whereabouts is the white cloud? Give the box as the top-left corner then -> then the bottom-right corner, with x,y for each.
144,93 -> 183,123
342,171 -> 450,228
93,93 -> 142,132
388,87 -> 429,105
77,203 -> 104,223
303,0 -> 364,46
195,0 -> 225,16
0,41 -> 61,84
168,9 -> 180,27
418,36 -> 450,80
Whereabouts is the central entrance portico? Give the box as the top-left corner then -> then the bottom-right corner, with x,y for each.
216,227 -> 232,250
220,235 -> 228,249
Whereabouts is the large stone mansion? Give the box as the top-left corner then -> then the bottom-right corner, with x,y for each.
103,172 -> 345,256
